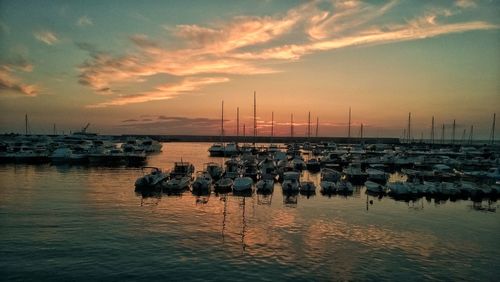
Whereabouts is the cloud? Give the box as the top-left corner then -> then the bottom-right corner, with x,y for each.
33,30 -> 59,45
77,15 -> 93,27
118,115 -> 223,135
87,76 -> 229,108
77,0 -> 497,107
455,0 -> 477,9
0,69 -> 38,96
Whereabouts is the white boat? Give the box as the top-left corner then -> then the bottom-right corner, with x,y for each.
256,174 -> 274,194
365,180 -> 384,194
139,137 -> 162,153
233,176 -> 253,193
135,167 -> 169,190
282,171 -> 300,193
50,147 -> 73,164
192,171 -> 212,192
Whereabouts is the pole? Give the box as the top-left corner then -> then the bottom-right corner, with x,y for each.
348,107 -> 351,138
491,113 -> 496,145
253,91 -> 256,145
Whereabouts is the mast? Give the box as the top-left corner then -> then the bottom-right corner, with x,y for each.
307,111 -> 311,139
407,112 -> 411,144
271,111 -> 274,140
441,124 -> 445,144
253,91 -> 256,145
348,107 -> 351,138
236,107 -> 239,137
491,113 -> 496,145
431,116 -> 435,145
221,100 -> 224,143
360,123 -> 364,140
468,125 -> 473,145
461,129 -> 466,144
316,117 -> 319,138
290,113 -> 294,138
452,119 -> 456,144
243,124 -> 246,137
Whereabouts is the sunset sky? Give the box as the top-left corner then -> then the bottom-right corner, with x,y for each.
0,0 -> 498,138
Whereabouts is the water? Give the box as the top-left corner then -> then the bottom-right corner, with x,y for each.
1,142 -> 499,281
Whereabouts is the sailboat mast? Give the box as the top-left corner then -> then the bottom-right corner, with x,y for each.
407,112 -> 411,144
307,111 -> 311,139
316,117 -> 319,138
491,113 -> 496,145
360,123 -> 364,140
53,123 -> 56,135
348,107 -> 351,138
237,107 -> 239,137
253,91 -> 256,145
290,114 -> 294,138
468,125 -> 474,145
221,101 -> 224,143
441,124 -> 445,144
452,119 -> 456,144
271,111 -> 274,139
431,116 -> 435,144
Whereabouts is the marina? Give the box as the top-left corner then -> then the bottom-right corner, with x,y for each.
1,142 -> 499,281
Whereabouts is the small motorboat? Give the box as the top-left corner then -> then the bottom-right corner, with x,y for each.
256,174 -> 274,194
300,181 -> 316,193
135,167 -> 169,190
336,179 -> 354,194
214,177 -> 233,192
192,171 -> 212,192
282,171 -> 300,193
365,180 -> 384,194
233,176 -> 253,193
164,176 -> 191,192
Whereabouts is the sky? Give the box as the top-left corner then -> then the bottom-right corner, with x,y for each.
0,0 -> 499,139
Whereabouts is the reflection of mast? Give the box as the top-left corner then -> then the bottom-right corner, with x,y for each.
221,195 -> 227,242
241,197 -> 247,251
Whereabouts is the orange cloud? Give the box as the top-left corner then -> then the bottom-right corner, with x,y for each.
87,76 -> 229,107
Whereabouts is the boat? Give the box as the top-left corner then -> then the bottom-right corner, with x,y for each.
336,179 -> 354,194
387,182 -> 411,197
343,163 -> 367,184
192,171 -> 212,192
282,171 -> 300,193
366,168 -> 389,184
50,147 -> 73,164
223,157 -> 241,179
258,157 -> 277,177
300,181 -> 316,193
135,167 -> 169,190
214,177 -> 233,192
256,174 -> 274,194
208,143 -> 224,157
365,180 -> 385,194
223,142 -> 239,157
205,162 -> 223,180
170,161 -> 195,178
319,168 -> 341,194
290,156 -> 306,171
306,158 -> 321,172
165,176 -> 191,192
233,176 -> 253,193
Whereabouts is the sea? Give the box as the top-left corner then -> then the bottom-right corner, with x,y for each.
1,142 -> 499,281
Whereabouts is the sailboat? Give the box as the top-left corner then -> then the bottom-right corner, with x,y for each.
209,101 -> 225,157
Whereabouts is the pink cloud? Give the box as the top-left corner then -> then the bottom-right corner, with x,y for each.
33,30 -> 59,45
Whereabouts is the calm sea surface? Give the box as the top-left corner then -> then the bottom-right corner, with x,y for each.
1,142 -> 499,281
